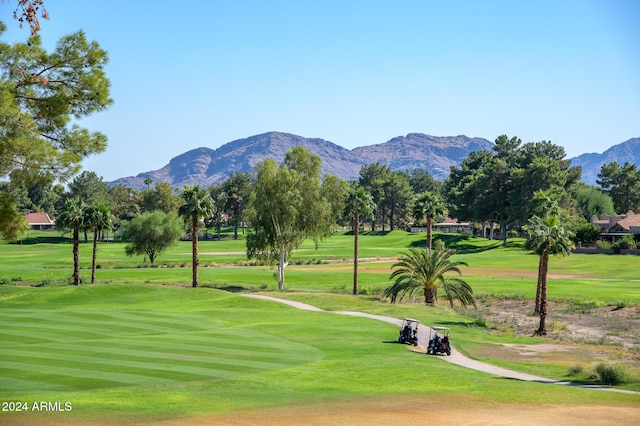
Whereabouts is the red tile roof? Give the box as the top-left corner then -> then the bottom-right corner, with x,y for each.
615,213 -> 640,231
25,212 -> 55,225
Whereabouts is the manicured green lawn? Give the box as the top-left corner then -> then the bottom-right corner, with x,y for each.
1,284 -> 637,424
3,231 -> 640,305
1,231 -> 639,422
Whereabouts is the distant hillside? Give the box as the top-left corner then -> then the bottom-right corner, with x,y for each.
110,132 -> 365,189
110,132 -> 494,189
110,132 -> 640,190
570,138 -> 640,185
353,133 -> 494,179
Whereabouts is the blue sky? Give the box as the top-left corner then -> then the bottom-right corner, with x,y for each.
2,1 -> 639,181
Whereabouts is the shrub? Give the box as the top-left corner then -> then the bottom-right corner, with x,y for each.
614,300 -> 629,309
548,320 -> 569,332
613,235 -> 637,250
359,286 -> 373,296
570,300 -> 603,313
595,364 -> 628,385
574,223 -> 601,243
0,277 -> 8,285
596,240 -> 612,250
474,292 -> 491,303
465,311 -> 490,328
474,317 -> 488,328
568,365 -> 583,376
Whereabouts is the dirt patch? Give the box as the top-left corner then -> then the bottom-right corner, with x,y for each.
155,395 -> 640,425
477,300 -> 640,349
473,299 -> 640,377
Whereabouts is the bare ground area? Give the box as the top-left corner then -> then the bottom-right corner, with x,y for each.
472,299 -> 640,377
156,396 -> 640,426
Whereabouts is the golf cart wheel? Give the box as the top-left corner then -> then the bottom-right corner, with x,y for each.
446,350 -> 451,356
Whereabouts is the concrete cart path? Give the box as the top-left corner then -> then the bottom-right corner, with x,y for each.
242,294 -> 639,395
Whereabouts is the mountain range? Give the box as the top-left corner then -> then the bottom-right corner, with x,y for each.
570,137 -> 640,185
110,132 -> 640,189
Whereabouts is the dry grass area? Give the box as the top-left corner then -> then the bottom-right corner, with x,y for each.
157,395 -> 640,426
477,300 -> 640,347
474,299 -> 640,380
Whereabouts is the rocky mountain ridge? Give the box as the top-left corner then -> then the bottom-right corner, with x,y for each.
109,132 -> 640,189
570,137 -> 640,185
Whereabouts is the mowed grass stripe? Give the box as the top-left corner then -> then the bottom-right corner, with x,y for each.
0,317 -> 154,338
1,352 -> 260,384
3,321 -> 190,340
0,328 -> 76,344
59,311 -> 207,333
0,375 -> 71,392
0,307 -> 322,392
2,345 -> 308,374
0,313 -> 214,346
89,310 -> 210,331
0,364 -> 137,391
1,340 -> 311,392
0,308 -> 219,332
0,309 -> 320,361
158,330 -> 313,352
41,337 -> 319,364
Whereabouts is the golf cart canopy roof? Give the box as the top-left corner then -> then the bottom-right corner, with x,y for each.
431,326 -> 450,331
403,318 -> 420,323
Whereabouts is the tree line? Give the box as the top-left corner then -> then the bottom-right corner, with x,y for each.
5,140 -> 639,245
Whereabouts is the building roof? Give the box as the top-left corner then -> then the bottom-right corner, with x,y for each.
614,213 -> 640,232
25,212 -> 55,225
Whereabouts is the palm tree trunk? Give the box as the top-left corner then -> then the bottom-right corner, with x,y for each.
535,250 -> 549,335
91,228 -> 98,284
533,251 -> 546,315
72,223 -> 80,285
426,216 -> 432,252
278,243 -> 287,291
353,212 -> 359,295
501,222 -> 508,246
191,216 -> 199,287
423,288 -> 436,305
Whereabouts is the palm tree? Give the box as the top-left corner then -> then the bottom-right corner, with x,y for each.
179,185 -> 215,288
144,177 -> 153,190
385,245 -> 475,308
85,203 -> 113,284
57,197 -> 87,285
524,215 -> 574,335
344,187 -> 375,295
527,190 -> 561,315
413,192 -> 447,252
